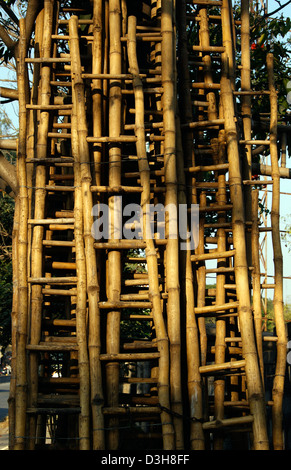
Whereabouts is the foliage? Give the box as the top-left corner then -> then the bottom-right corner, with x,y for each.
281,214 -> 291,251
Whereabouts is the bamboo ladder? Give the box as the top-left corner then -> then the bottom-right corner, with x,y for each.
13,1 -> 105,450
84,0 -> 180,449
176,0 -> 271,449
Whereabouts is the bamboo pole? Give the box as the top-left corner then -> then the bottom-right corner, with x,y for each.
71,62 -> 91,450
28,0 -> 54,449
14,18 -> 29,451
9,189 -> 19,449
176,4 -> 205,448
267,53 -> 287,451
161,0 -> 184,449
221,0 -> 236,87
69,15 -> 105,450
106,0 -> 122,449
213,152 -> 227,450
92,0 -> 103,186
195,192 -> 208,369
198,8 -> 217,122
240,0 -> 253,269
251,189 -> 264,383
220,75 -> 269,450
176,120 -> 205,450
127,14 -> 175,450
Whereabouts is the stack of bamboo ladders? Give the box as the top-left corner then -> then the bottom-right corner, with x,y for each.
9,0 -> 287,451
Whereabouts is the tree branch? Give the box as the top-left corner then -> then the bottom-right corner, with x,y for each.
0,23 -> 16,51
0,152 -> 17,198
25,0 -> 44,46
0,86 -> 18,100
0,0 -> 19,26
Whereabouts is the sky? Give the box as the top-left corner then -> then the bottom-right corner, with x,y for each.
261,0 -> 291,303
0,0 -> 290,303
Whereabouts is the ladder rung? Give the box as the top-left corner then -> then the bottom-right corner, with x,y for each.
183,118 -> 225,129
121,377 -> 158,383
100,352 -> 160,361
87,136 -> 137,143
43,319 -> 77,327
44,336 -> 77,344
206,267 -> 235,273
43,240 -> 75,247
123,341 -> 157,350
239,140 -> 270,145
202,415 -> 253,430
94,240 -> 167,249
196,204 -> 233,213
124,279 -> 150,286
199,359 -> 246,375
28,277 -> 77,284
186,163 -> 229,173
42,288 -> 77,296
233,90 -> 270,95
91,185 -> 142,193
192,82 -> 221,89
26,342 -> 78,351
26,157 -> 74,164
28,218 -> 75,225
102,406 -> 161,415
50,261 -> 76,270
25,57 -> 71,63
37,394 -> 79,405
194,301 -> 239,315
26,104 -> 72,110
192,45 -> 225,52
48,132 -> 72,139
99,301 -> 152,309
46,185 -> 75,192
191,249 -> 236,262
26,407 -> 80,414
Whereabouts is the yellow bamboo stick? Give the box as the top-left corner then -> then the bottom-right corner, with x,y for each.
267,53 -> 287,451
14,18 -> 29,451
220,75 -> 269,450
69,15 -> 105,450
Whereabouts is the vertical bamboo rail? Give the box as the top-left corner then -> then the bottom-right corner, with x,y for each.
220,75 -> 269,450
267,53 -> 287,451
161,0 -> 184,449
92,0 -> 103,186
70,51 -> 90,449
28,0 -> 54,448
221,0 -> 236,87
213,160 -> 227,450
14,18 -> 29,451
199,8 -> 217,122
127,15 -> 175,450
176,0 -> 197,207
69,15 -> 105,450
176,124 -> 205,450
91,2 -> 107,450
241,0 -> 253,268
251,188 -> 264,381
9,197 -> 19,449
196,193 -> 207,369
176,2 -> 204,449
106,0 -> 122,449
